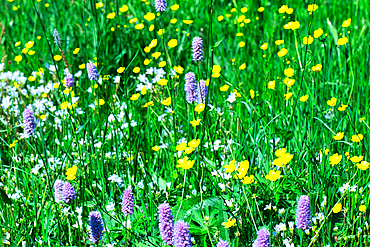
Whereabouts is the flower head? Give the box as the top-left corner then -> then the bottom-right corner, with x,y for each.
23,108 -> 36,136
53,29 -> 61,48
184,72 -> 197,103
65,74 -> 74,88
54,180 -> 64,203
192,37 -> 204,62
329,153 -> 342,165
222,218 -> 236,228
173,220 -> 192,247
87,61 -> 99,81
217,240 -> 230,247
296,195 -> 311,230
89,211 -> 104,245
252,228 -> 270,247
62,181 -> 76,204
197,79 -> 208,104
122,188 -> 134,216
158,203 -> 174,245
155,0 -> 167,12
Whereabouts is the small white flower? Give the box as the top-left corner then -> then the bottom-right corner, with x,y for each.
288,221 -> 294,230
226,92 -> 236,103
108,174 -> 123,184
62,207 -> 70,214
74,70 -> 82,77
166,182 -> 171,189
264,203 -> 272,210
138,180 -> 144,189
113,76 -> 120,83
106,202 -> 115,211
218,183 -> 226,191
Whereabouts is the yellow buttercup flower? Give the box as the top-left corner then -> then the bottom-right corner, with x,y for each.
350,156 -> 363,163
337,37 -> 348,45
299,95 -> 309,102
144,12 -> 155,21
158,61 -> 166,67
314,28 -> 323,38
268,80 -> 275,89
176,142 -> 187,151
284,68 -> 294,77
342,18 -> 351,27
117,67 -> 125,73
60,101 -> 69,110
66,166 -> 78,180
303,35 -> 314,45
168,39 -> 178,48
177,157 -> 195,169
161,97 -> 171,106
333,132 -> 344,141
220,85 -> 229,91
158,79 -> 168,86
329,153 -> 342,165
260,43 -> 268,50
190,118 -> 201,127
152,146 -> 160,152
333,203 -> 342,213
327,97 -> 337,106
286,8 -> 293,14
183,20 -> 193,24
312,64 -> 322,72
351,134 -> 363,143
225,159 -> 236,173
170,4 -> 179,11
266,170 -> 281,181
106,12 -> 116,19
130,93 -> 140,101
212,65 -> 221,78
188,139 -> 200,149
277,48 -> 288,57
184,147 -> 194,154
284,92 -> 293,100
250,89 -> 255,99
284,77 -> 295,87
239,63 -> 246,70
135,24 -> 145,30
235,160 -> 250,179
152,52 -> 161,59
25,41 -> 34,49
241,175 -> 254,184
194,104 -> 205,114
357,161 -> 369,171
307,4 -> 318,12
133,67 -> 140,73
338,104 -> 348,111
54,55 -> 62,61
222,218 -> 236,228
275,40 -> 284,45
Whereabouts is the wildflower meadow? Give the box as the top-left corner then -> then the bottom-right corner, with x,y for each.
1,0 -> 370,246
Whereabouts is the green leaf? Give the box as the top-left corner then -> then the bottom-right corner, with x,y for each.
275,128 -> 294,141
326,18 -> 338,43
218,200 -> 229,242
213,37 -> 225,48
0,188 -> 11,204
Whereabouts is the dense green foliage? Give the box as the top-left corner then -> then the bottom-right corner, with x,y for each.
1,0 -> 370,246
